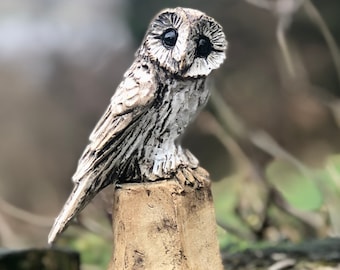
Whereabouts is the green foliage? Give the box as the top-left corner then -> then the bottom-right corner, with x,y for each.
325,155 -> 340,194
213,154 -> 340,249
68,233 -> 112,269
265,160 -> 323,211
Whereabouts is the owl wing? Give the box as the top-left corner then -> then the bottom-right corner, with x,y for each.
48,63 -> 157,244
91,65 -> 157,149
72,63 -> 157,182
90,67 -> 157,150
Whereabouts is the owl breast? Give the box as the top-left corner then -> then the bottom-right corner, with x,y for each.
138,76 -> 209,180
112,74 -> 209,182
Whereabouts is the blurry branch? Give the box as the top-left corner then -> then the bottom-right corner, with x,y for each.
303,0 -> 340,87
76,215 -> 112,240
271,189 -> 323,229
0,196 -> 112,243
203,94 -> 248,162
273,0 -> 304,78
212,0 -> 339,239
328,203 -> 340,236
200,111 -> 271,238
324,164 -> 340,235
0,197 -> 53,227
0,212 -> 21,247
217,219 -> 257,241
210,88 -> 324,184
199,110 -> 249,169
250,131 -> 309,176
245,0 -> 304,78
208,87 -> 247,139
326,162 -> 340,192
329,101 -> 340,130
244,0 -> 271,9
276,21 -> 295,78
210,89 -> 306,171
208,89 -> 324,231
245,0 -> 340,86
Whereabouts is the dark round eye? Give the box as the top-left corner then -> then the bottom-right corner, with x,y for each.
161,28 -> 178,49
196,36 -> 213,58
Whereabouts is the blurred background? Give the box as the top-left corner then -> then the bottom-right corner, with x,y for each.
1,0 -> 340,268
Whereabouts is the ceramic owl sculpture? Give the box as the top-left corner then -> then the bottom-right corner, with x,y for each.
48,7 -> 227,244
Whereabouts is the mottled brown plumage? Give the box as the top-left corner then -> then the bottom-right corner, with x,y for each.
48,7 -> 227,244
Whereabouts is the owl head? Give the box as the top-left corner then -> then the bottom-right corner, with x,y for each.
143,7 -> 227,78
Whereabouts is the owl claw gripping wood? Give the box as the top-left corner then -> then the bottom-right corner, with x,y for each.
48,7 -> 227,244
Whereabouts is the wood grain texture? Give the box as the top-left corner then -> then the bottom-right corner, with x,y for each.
109,167 -> 222,270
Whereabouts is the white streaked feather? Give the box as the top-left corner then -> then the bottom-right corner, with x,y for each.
48,7 -> 226,245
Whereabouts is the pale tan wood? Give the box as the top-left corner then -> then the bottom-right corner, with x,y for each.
108,167 -> 223,270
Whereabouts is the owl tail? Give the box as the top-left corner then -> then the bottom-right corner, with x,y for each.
48,177 -> 102,245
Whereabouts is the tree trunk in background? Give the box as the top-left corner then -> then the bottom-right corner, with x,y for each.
108,167 -> 223,270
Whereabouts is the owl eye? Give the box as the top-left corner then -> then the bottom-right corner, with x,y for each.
161,28 -> 178,49
196,36 -> 212,58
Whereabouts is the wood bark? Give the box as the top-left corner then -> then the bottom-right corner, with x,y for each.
108,166 -> 223,270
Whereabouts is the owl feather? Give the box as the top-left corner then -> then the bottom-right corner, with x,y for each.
48,7 -> 227,244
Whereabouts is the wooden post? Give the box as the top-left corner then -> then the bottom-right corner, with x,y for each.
108,166 -> 223,270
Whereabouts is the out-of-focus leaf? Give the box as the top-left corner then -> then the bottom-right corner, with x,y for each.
322,155 -> 340,235
68,233 -> 112,269
265,160 -> 323,211
236,173 -> 269,232
212,174 -> 256,245
325,155 -> 340,193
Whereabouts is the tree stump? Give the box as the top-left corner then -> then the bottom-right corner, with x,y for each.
108,166 -> 223,270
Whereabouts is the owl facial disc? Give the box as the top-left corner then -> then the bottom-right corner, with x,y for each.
145,7 -> 227,78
